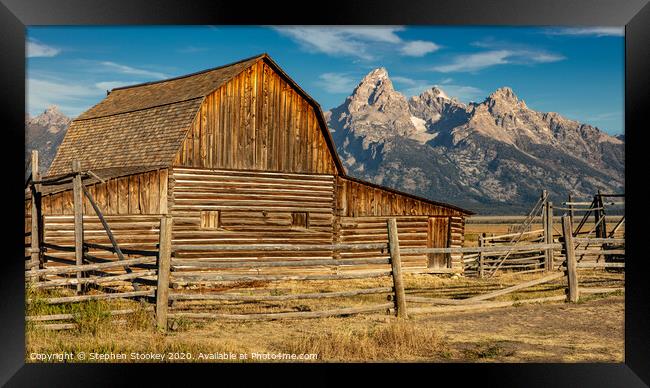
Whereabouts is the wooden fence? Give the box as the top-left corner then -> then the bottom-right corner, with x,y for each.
26,213 -> 624,330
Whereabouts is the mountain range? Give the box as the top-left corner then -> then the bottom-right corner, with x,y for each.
326,68 -> 624,214
25,106 -> 71,179
24,71 -> 624,214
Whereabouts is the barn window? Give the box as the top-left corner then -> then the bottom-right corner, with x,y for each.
291,212 -> 309,229
200,210 -> 221,229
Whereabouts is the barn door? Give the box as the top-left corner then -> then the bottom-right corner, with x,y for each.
427,217 -> 450,268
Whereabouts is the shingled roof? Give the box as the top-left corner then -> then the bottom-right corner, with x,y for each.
47,54 -> 279,176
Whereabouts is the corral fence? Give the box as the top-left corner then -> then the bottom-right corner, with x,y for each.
463,190 -> 624,277
24,153 -> 625,329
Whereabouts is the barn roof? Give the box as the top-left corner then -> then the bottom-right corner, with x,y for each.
46,54 -> 472,215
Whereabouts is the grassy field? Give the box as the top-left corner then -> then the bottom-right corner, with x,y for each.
26,269 -> 624,363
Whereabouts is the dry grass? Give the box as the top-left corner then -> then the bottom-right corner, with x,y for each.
278,319 -> 449,361
26,268 -> 624,363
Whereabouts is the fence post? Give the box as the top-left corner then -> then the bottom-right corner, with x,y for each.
478,233 -> 485,278
156,215 -> 172,331
562,216 -> 579,302
387,218 -> 408,319
567,193 -> 574,230
545,202 -> 554,272
30,150 -> 42,279
72,160 -> 84,294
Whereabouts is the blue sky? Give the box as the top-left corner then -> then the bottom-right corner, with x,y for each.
27,26 -> 624,134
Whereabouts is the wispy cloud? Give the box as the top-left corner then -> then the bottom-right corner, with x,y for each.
391,75 -> 483,102
545,27 -> 624,37
95,81 -> 134,91
400,40 -> 440,57
98,61 -> 168,79
27,39 -> 60,58
27,78 -> 102,117
315,73 -> 358,94
272,26 -> 439,60
432,49 -> 564,73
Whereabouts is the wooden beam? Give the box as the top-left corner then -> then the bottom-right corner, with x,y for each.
72,160 -> 84,294
387,218 -> 408,319
465,272 -> 564,302
544,202 -> 554,272
173,243 -> 388,252
168,303 -> 394,321
170,287 -> 392,302
156,215 -> 172,331
30,150 -> 42,278
562,216 -> 579,302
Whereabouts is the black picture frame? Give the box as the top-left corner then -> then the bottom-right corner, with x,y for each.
1,0 -> 648,386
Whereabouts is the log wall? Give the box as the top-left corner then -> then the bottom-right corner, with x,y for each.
39,169 -> 168,216
337,177 -> 466,218
169,167 -> 336,263
339,216 -> 463,271
41,214 -> 161,264
173,61 -> 337,175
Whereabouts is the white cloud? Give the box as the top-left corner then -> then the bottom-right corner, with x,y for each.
27,39 -> 60,58
98,61 -> 168,79
546,27 -> 624,37
27,78 -> 102,117
315,73 -> 358,93
402,82 -> 483,102
272,26 -> 439,60
432,49 -> 565,73
391,76 -> 420,86
390,75 -> 483,102
95,81 -> 133,91
400,40 -> 440,57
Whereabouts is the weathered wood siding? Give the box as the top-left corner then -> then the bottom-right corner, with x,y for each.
427,217 -> 450,268
449,216 -> 465,269
41,214 -> 161,264
337,177 -> 466,218
25,200 -> 32,257
340,216 -> 429,269
39,169 -> 168,216
169,167 -> 335,263
174,61 -> 337,174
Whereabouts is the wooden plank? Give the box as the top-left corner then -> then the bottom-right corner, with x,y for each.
170,287 -> 392,302
579,287 -> 624,294
387,218 -> 408,318
34,270 -> 157,288
563,216 -> 579,302
173,243 -> 387,252
171,270 -> 392,283
465,272 -> 564,302
171,257 -> 389,269
168,303 -> 393,321
156,215 -> 172,331
401,243 -> 561,255
30,150 -> 41,276
39,290 -> 154,304
72,160 -> 84,293
27,257 -> 156,276
402,295 -> 567,315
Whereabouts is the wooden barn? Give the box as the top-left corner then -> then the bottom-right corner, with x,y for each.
26,53 -> 472,274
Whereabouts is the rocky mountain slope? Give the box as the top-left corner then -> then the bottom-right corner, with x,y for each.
327,68 -> 624,214
25,106 -> 71,178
